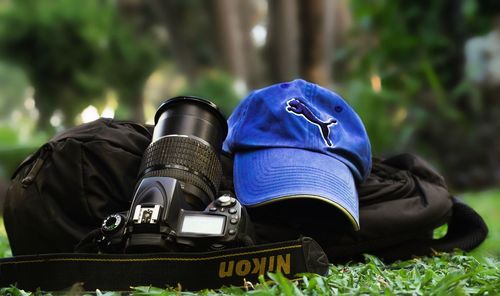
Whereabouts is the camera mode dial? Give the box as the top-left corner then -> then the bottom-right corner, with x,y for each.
102,214 -> 124,234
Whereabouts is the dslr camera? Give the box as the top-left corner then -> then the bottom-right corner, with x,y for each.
97,97 -> 253,253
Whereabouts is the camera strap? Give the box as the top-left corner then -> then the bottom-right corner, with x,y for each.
0,237 -> 328,291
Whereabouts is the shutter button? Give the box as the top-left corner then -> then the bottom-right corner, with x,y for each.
215,194 -> 236,207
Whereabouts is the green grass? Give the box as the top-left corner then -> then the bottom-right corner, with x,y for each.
0,190 -> 499,295
462,190 -> 500,259
0,218 -> 11,258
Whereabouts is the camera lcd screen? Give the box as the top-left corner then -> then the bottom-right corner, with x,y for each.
181,214 -> 226,235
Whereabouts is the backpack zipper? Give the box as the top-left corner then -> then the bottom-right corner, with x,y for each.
21,144 -> 53,188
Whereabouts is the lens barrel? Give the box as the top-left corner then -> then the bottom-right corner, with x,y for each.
139,96 -> 227,208
153,96 -> 227,148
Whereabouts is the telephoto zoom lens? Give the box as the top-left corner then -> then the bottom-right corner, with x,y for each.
139,96 -> 228,209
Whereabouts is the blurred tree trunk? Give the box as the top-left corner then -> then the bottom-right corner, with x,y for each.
148,0 -> 199,80
298,0 -> 334,85
34,92 -> 55,131
124,91 -> 145,123
267,0 -> 300,83
266,0 -> 335,85
331,0 -> 352,81
116,0 -> 149,123
210,0 -> 247,84
440,0 -> 465,89
239,0 -> 263,89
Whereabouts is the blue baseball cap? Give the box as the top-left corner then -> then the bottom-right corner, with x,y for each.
223,79 -> 371,230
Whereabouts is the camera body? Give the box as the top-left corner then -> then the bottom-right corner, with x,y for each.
96,96 -> 253,253
98,178 -> 252,252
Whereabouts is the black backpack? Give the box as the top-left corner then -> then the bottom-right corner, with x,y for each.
4,119 -> 152,255
3,119 -> 488,262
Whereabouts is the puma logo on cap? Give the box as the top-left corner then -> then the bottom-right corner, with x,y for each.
286,98 -> 337,146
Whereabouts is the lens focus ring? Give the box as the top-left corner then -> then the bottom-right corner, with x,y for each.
140,136 -> 222,199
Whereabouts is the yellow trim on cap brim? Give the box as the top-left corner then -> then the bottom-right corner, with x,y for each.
249,194 -> 360,231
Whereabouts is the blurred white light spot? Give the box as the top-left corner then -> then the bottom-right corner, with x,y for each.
101,107 -> 115,118
81,105 -> 100,123
251,25 -> 267,47
371,75 -> 382,93
11,110 -> 21,121
30,108 -> 40,120
24,97 -> 35,110
50,110 -> 63,127
233,79 -> 248,97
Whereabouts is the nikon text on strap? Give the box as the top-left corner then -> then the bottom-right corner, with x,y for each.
0,237 -> 328,291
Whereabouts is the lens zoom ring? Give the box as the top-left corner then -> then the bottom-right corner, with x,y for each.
141,137 -> 222,196
143,168 -> 215,201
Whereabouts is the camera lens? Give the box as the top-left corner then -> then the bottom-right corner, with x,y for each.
139,96 -> 227,208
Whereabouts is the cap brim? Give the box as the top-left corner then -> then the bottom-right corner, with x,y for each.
234,147 -> 360,230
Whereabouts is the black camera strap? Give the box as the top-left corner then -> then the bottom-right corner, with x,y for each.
0,237 -> 328,292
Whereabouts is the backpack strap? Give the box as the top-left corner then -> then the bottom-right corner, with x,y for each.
352,197 -> 488,262
356,154 -> 488,259
429,197 -> 488,252
0,237 -> 328,291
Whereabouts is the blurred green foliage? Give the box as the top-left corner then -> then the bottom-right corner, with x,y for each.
0,126 -> 17,144
0,126 -> 45,179
340,80 -> 415,155
339,0 -> 463,154
0,62 -> 29,119
338,0 -> 500,188
0,0 -> 497,189
179,70 -> 241,118
0,0 -> 159,128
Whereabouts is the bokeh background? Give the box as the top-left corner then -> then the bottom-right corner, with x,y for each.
0,0 -> 499,257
